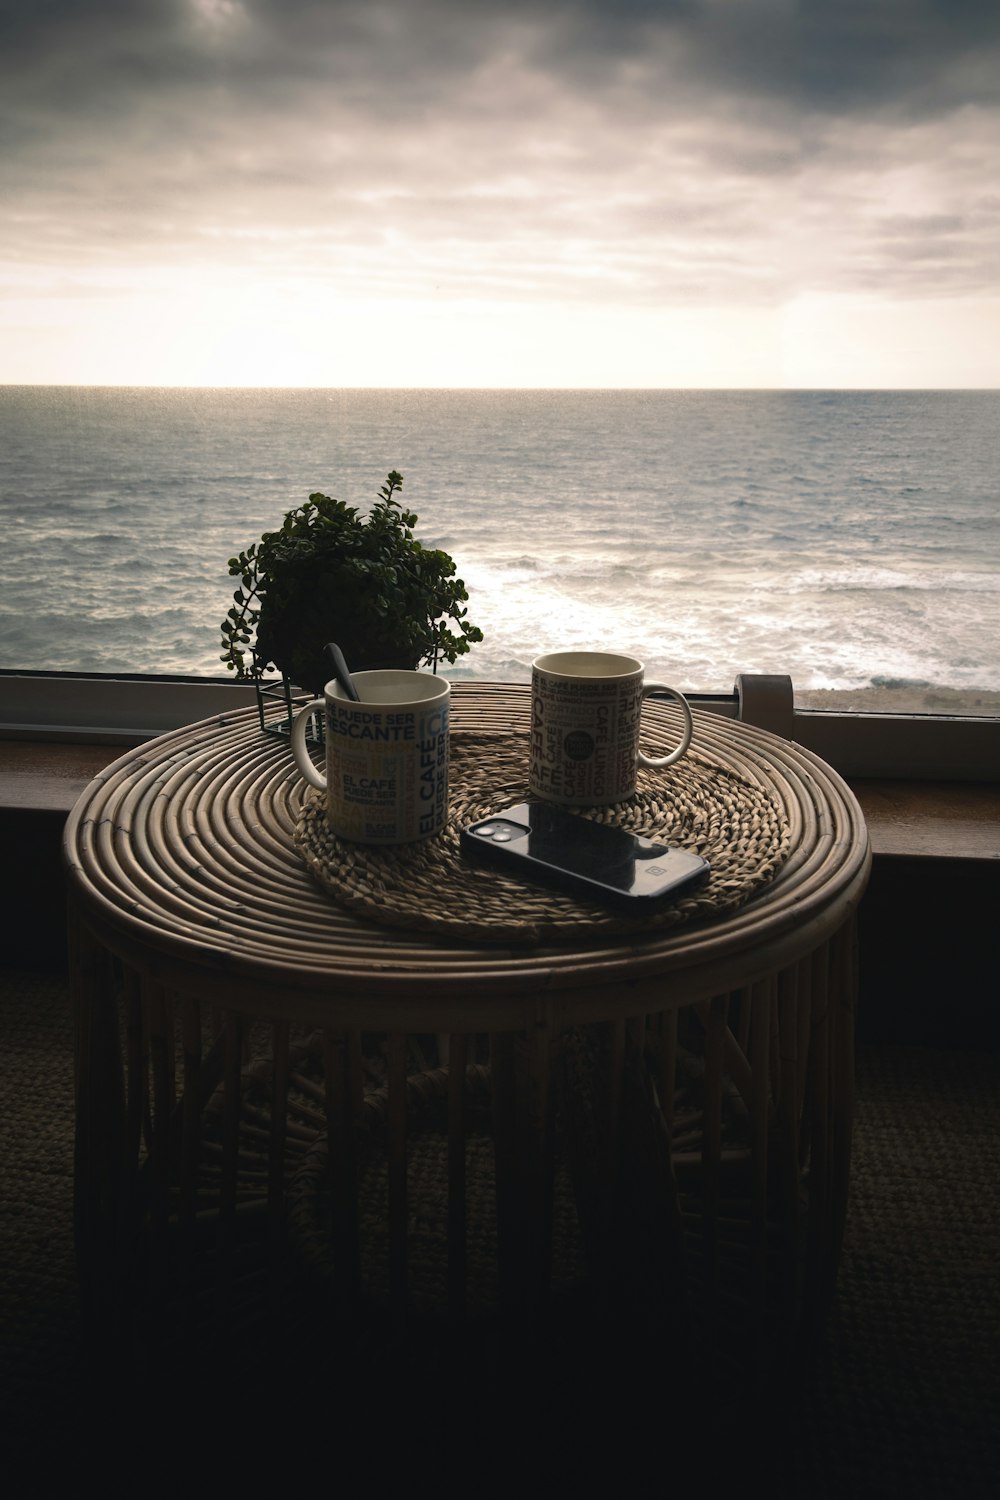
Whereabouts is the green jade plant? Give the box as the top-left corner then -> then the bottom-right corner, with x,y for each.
220,471 -> 482,694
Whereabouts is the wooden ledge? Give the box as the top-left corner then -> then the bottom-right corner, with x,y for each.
0,740 -> 125,815
1,740 -> 998,862
850,779 -> 1000,862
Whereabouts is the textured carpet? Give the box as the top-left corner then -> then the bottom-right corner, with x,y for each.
1,968 -> 997,1491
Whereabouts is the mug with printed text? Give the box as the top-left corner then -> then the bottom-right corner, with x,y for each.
530,651 -> 693,806
291,669 -> 450,844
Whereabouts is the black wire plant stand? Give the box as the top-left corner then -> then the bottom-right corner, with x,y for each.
254,672 -> 326,747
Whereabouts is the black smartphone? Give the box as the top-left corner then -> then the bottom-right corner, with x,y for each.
460,801 -> 710,914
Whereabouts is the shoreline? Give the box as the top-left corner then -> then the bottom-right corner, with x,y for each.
793,685 -> 1000,717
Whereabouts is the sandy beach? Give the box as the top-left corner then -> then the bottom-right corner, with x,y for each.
794,685 -> 1000,717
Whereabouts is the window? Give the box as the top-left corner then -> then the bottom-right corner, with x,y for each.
2,9 -> 997,783
2,388 -> 997,765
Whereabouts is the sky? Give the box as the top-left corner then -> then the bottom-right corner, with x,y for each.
2,0 -> 1000,388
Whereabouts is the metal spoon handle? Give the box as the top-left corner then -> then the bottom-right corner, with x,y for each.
324,641 -> 361,701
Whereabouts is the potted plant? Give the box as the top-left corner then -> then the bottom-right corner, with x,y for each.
220,470 -> 483,693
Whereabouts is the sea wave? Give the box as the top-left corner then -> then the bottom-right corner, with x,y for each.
2,387 -> 998,698
783,565 -> 1000,594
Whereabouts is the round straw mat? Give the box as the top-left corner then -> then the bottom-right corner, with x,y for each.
293,731 -> 790,944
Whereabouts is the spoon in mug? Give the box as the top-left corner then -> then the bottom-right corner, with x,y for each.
324,641 -> 361,701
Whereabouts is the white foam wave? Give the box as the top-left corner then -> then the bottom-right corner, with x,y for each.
782,565 -> 1000,595
3,388 -> 999,696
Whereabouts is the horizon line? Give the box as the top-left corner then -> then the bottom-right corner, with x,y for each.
3,382 -> 999,394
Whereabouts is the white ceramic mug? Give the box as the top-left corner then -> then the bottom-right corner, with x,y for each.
530,651 -> 693,806
291,669 -> 450,844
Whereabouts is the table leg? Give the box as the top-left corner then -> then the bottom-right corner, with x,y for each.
324,1028 -> 363,1320
490,1022 -> 558,1330
815,918 -> 857,1322
446,1030 -> 468,1325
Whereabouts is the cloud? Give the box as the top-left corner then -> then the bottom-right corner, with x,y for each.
1,0 -> 999,356
5,2 -> 999,129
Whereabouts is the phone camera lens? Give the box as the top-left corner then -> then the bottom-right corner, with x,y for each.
477,824 -> 499,836
492,830 -> 513,842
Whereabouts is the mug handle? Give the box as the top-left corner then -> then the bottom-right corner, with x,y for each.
637,684 -> 693,768
290,697 -> 328,790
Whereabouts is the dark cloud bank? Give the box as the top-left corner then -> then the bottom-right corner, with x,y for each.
2,2 -> 998,308
4,0 -> 999,120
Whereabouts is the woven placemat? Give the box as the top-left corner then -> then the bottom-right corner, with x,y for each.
293,731 -> 790,944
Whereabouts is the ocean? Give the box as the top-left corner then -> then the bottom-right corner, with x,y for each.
1,387 -> 998,705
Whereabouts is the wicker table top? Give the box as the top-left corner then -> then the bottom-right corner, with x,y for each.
63,683 -> 870,1029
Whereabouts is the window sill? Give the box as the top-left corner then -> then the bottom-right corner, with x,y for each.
0,740 -> 122,814
3,740 -> 998,864
849,779 -> 1000,863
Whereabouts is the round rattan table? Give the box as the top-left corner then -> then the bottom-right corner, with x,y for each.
64,683 -> 869,1378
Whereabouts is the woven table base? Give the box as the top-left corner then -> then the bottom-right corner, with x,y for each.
288,1061 -> 590,1321
294,730 -> 790,944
